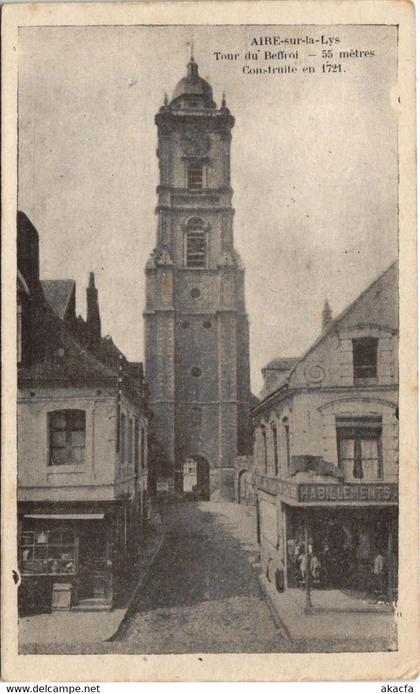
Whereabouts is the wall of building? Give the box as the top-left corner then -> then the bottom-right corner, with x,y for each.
255,389 -> 398,483
18,386 -> 149,502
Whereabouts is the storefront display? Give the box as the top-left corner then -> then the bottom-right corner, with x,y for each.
18,500 -> 141,614
285,506 -> 398,595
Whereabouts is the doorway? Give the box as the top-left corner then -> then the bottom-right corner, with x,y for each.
77,524 -> 111,605
238,469 -> 250,504
182,455 -> 210,501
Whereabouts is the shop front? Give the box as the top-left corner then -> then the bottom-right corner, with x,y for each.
18,500 -> 136,614
286,505 -> 398,595
256,474 -> 398,602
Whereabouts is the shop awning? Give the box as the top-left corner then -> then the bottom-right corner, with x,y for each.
24,513 -> 105,520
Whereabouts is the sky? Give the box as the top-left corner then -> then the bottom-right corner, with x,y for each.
18,24 -> 398,392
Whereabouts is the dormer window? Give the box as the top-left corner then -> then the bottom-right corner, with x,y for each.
352,337 -> 378,384
187,161 -> 203,190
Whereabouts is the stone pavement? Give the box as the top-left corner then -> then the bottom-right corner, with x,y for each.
19,521 -> 165,653
19,499 -> 398,654
115,500 -> 285,653
260,575 -> 398,652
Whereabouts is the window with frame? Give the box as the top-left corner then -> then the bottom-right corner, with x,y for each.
336,416 -> 383,481
49,410 -> 86,466
283,418 -> 291,470
261,425 -> 268,474
352,337 -> 378,384
187,161 -> 203,190
20,527 -> 77,575
271,423 -> 279,476
120,412 -> 126,464
128,418 -> 134,468
185,224 -> 207,268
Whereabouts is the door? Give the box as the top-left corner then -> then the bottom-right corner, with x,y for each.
77,525 -> 110,602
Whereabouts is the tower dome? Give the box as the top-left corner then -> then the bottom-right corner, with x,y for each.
170,58 -> 216,109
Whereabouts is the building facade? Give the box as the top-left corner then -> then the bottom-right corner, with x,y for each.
144,57 -> 252,499
17,212 -> 151,613
253,264 -> 398,598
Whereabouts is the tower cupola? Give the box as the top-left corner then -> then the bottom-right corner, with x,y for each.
170,58 -> 216,109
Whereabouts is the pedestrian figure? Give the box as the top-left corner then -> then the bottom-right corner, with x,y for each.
311,554 -> 321,584
373,552 -> 385,598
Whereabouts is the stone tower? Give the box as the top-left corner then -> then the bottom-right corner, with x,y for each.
144,56 -> 252,499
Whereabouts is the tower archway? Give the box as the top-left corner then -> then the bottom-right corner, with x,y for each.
182,454 -> 210,501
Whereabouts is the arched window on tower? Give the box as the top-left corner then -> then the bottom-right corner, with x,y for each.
187,161 -> 203,190
185,218 -> 207,268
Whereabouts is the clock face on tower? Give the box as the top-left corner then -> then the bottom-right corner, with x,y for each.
180,128 -> 211,157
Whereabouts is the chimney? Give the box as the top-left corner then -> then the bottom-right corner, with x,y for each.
86,272 -> 101,351
322,299 -> 333,332
17,211 -> 40,291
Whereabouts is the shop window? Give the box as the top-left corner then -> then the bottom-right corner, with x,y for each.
271,423 -> 279,476
20,528 -> 77,575
336,416 -> 383,480
187,161 -> 203,190
48,410 -> 86,466
352,337 -> 378,384
283,418 -> 291,469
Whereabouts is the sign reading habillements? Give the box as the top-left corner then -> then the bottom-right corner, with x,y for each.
256,474 -> 398,505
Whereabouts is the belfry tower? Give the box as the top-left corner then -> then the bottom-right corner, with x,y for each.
144,56 -> 252,499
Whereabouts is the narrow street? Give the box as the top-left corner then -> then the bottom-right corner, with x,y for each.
115,500 -> 286,653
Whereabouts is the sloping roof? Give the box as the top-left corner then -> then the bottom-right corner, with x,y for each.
41,280 -> 75,320
254,261 -> 398,411
287,261 -> 398,383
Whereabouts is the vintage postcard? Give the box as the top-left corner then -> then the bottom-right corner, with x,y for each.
1,0 -> 418,682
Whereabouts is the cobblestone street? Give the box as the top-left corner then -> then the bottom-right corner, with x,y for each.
115,500 -> 285,653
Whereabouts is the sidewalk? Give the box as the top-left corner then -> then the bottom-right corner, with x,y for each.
260,576 -> 398,652
19,518 -> 165,652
